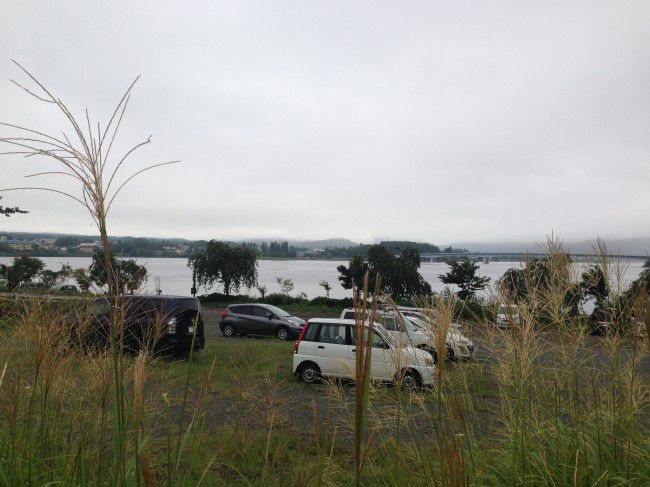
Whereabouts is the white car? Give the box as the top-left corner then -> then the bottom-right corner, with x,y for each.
340,308 -> 474,362
293,318 -> 435,388
496,304 -> 520,328
407,316 -> 475,361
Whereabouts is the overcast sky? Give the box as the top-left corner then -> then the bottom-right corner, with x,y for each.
1,1 -> 649,244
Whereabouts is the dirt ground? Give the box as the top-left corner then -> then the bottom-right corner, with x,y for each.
194,306 -> 649,445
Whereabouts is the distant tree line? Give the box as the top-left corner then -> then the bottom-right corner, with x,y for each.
1,232 -> 467,261
256,241 -> 298,258
317,241 -> 467,259
0,234 -> 204,258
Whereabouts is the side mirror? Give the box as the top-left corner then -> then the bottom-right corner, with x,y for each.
266,312 -> 273,320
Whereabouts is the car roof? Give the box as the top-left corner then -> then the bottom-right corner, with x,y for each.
309,318 -> 355,324
308,318 -> 381,328
227,303 -> 281,310
341,308 -> 398,316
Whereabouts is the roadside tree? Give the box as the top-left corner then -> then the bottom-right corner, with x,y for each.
257,285 -> 267,299
439,258 -> 489,300
388,246 -> 432,301
581,265 -> 609,306
0,196 -> 27,217
276,276 -> 294,295
41,264 -> 73,289
319,280 -> 332,298
89,251 -> 148,294
0,256 -> 45,291
73,268 -> 93,292
119,260 -> 148,294
337,255 -> 369,295
188,240 -> 257,296
338,244 -> 430,301
498,267 -> 527,302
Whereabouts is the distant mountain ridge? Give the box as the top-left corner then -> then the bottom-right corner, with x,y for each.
450,237 -> 649,257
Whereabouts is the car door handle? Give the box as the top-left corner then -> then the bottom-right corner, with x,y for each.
352,349 -> 356,353
317,345 -> 324,349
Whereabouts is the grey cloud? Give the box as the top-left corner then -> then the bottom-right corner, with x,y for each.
1,0 -> 649,243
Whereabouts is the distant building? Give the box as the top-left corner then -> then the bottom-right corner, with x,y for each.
78,242 -> 100,253
297,248 -> 325,258
40,238 -> 56,249
163,245 -> 188,255
0,235 -> 7,243
8,242 -> 33,251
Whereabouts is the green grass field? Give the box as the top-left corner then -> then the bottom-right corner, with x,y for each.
1,297 -> 648,485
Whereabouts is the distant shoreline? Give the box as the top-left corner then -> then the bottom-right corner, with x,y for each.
1,254 -> 646,263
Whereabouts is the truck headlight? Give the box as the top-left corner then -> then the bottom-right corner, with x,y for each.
167,317 -> 177,334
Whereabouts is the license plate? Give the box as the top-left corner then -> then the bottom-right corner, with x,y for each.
188,326 -> 194,334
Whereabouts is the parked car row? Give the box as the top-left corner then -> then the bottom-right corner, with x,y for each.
71,294 -> 479,388
218,302 -> 477,388
339,307 -> 474,363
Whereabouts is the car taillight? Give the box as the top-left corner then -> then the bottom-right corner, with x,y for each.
221,309 -> 228,319
294,321 -> 309,354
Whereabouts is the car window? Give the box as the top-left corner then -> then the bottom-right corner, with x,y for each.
399,315 -> 418,332
343,311 -> 355,320
302,322 -> 320,341
410,317 -> 430,331
253,306 -> 270,317
382,316 -> 398,331
318,324 -> 347,345
232,305 -> 254,315
263,305 -> 291,318
372,332 -> 389,349
350,326 -> 390,349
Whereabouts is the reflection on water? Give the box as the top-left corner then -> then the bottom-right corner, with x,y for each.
0,256 -> 646,299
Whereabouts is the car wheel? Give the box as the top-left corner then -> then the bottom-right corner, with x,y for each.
222,324 -> 235,337
299,363 -> 321,384
422,346 -> 437,364
276,326 -> 289,340
446,346 -> 455,361
401,369 -> 422,390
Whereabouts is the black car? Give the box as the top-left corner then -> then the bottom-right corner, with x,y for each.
219,304 -> 305,340
83,295 -> 205,355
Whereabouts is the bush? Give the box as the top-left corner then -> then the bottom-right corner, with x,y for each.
199,292 -> 353,313
454,297 -> 496,323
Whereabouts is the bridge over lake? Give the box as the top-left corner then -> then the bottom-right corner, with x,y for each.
420,252 -> 648,263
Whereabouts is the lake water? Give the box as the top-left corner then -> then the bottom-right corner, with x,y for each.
1,256 -> 646,299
